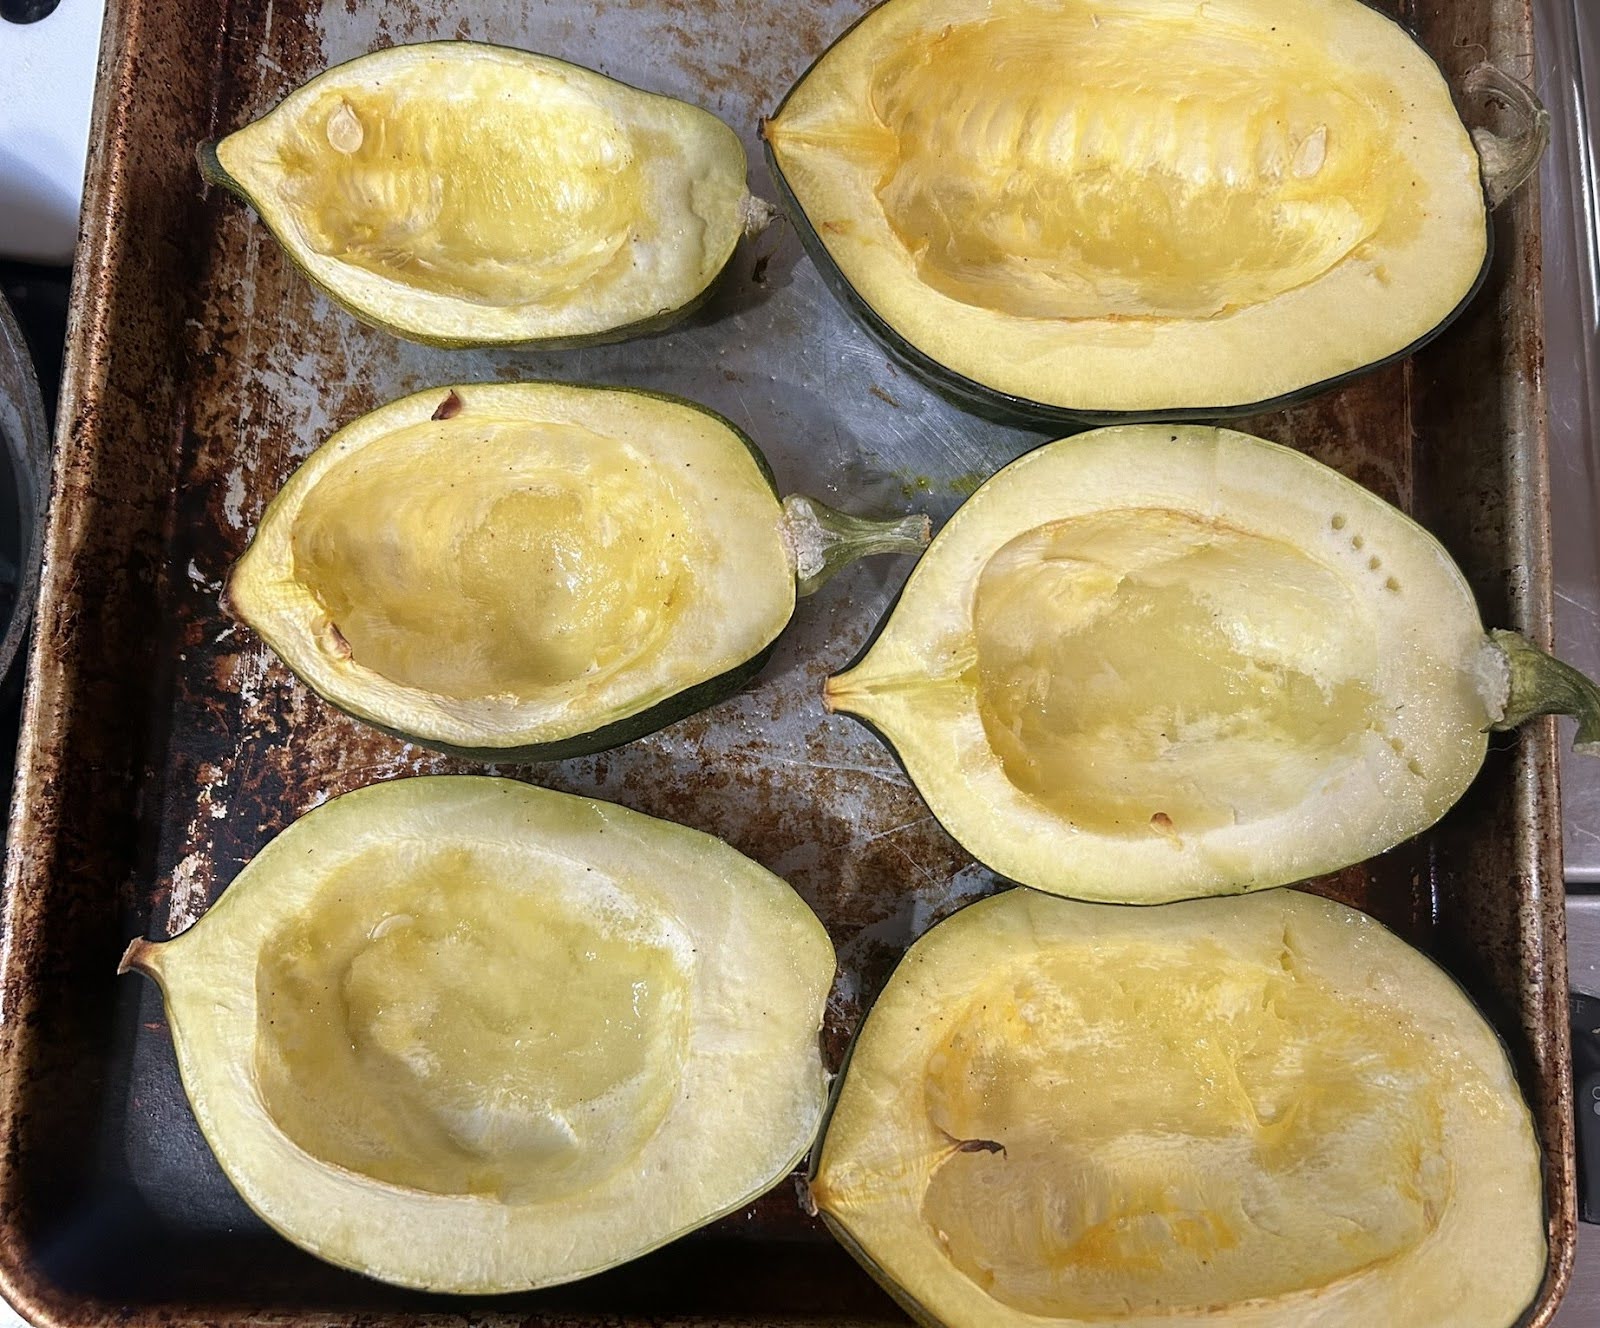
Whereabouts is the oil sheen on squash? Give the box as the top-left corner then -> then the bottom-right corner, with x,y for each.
869,11 -> 1403,321
276,71 -> 649,308
918,941 -> 1444,1317
210,45 -> 753,346
972,510 -> 1382,835
291,418 -> 697,703
810,890 -> 1546,1328
767,0 -> 1486,414
256,841 -> 690,1203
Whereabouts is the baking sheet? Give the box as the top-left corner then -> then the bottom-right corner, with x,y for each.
0,0 -> 1574,1323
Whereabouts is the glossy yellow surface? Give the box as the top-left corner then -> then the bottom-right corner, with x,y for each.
767,0 -> 1486,412
277,76 -> 646,307
811,890 -> 1547,1328
972,510 -> 1380,833
256,841 -> 689,1201
292,418 -> 694,702
228,384 -> 794,754
918,942 -> 1444,1316
869,12 -> 1400,320
214,44 -> 751,345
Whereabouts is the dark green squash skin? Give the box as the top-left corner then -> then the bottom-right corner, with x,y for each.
196,44 -> 747,351
232,383 -> 789,763
320,642 -> 779,764
804,887 -> 1549,1328
761,0 -> 1497,428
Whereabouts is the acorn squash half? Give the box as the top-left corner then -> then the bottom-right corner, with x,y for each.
824,425 -> 1600,903
809,887 -> 1546,1328
764,0 -> 1548,422
120,776 -> 835,1293
228,382 -> 928,760
201,42 -> 771,347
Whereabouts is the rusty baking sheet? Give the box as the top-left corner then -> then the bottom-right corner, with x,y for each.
0,0 -> 1573,1323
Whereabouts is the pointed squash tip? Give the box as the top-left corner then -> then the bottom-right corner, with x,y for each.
118,936 -> 160,977
218,571 -> 239,623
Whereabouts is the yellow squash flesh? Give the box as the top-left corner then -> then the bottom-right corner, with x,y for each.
228,383 -> 796,758
765,0 -> 1488,415
825,426 -> 1504,902
206,43 -> 757,346
812,888 -> 1545,1328
122,777 -> 835,1293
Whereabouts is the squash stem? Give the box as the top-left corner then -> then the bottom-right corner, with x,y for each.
740,194 -> 780,237
782,496 -> 931,598
1490,629 -> 1600,755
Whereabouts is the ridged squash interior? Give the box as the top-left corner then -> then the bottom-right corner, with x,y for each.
812,888 -> 1545,1328
229,383 -> 795,755
825,427 -> 1499,902
766,0 -> 1487,415
128,777 -> 834,1293
210,43 -> 752,345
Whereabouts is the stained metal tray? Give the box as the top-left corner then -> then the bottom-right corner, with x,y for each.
0,0 -> 1575,1323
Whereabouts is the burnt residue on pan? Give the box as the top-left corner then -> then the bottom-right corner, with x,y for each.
0,0 -> 1572,1323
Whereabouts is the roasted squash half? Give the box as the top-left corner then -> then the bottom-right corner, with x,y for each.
810,888 -> 1546,1328
825,425 -> 1600,903
121,776 -> 835,1293
202,42 -> 768,347
764,0 -> 1545,421
228,382 -> 928,760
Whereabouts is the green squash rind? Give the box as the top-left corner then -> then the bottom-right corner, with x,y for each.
290,641 -> 779,765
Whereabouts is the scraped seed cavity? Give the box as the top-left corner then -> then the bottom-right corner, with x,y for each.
290,415 -> 694,701
917,945 -> 1450,1318
254,841 -> 692,1202
282,68 -> 648,305
972,508 -> 1380,835
856,16 -> 1396,319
